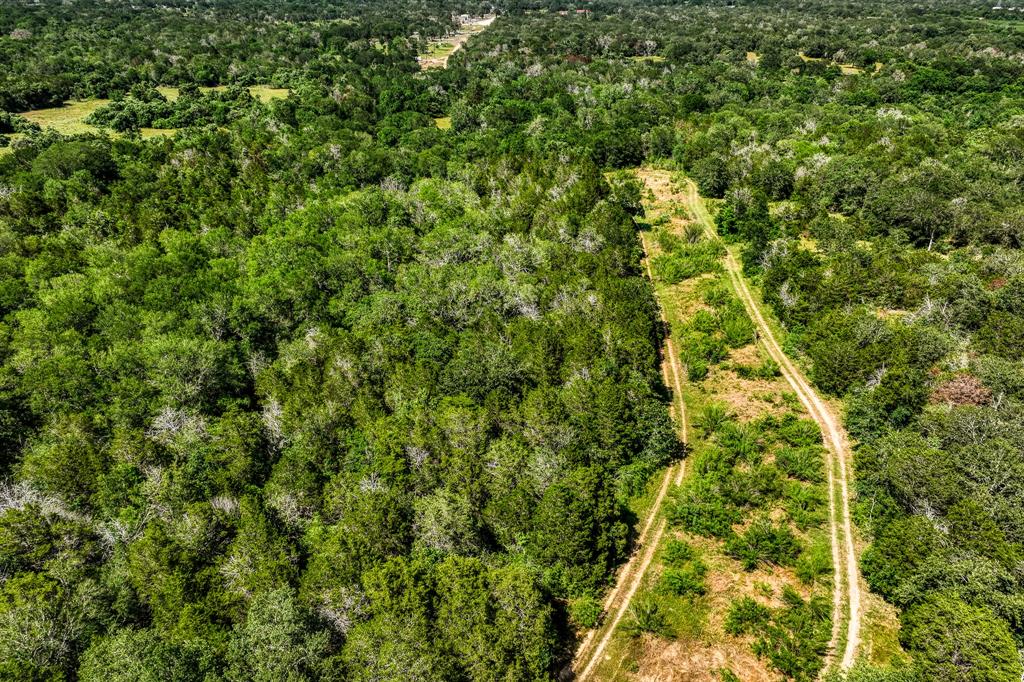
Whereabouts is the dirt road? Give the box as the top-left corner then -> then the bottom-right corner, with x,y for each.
572,231 -> 688,682
680,178 -> 862,671
418,15 -> 496,69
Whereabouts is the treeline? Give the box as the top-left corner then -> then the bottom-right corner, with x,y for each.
86,85 -> 262,131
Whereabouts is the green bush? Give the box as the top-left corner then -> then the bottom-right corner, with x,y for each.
689,309 -> 720,334
784,481 -> 826,529
687,360 -> 709,381
695,402 -> 732,433
662,538 -> 697,567
701,281 -> 734,309
569,595 -> 604,629
724,464 -> 784,509
690,444 -> 736,482
900,593 -> 1021,682
721,311 -> 756,347
795,536 -> 833,585
623,594 -> 672,638
660,559 -> 708,597
652,241 -> 725,283
679,329 -> 728,366
726,515 -> 801,570
776,446 -> 826,483
716,421 -> 763,462
776,414 -> 822,447
751,587 -> 830,682
667,479 -> 740,538
724,596 -> 771,635
734,358 -> 781,380
656,228 -> 683,253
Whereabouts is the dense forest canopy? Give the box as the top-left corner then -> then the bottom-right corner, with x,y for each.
2,0 -> 1024,679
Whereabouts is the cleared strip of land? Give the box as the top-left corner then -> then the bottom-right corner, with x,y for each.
418,15 -> 496,69
679,176 -> 862,671
578,168 -> 865,680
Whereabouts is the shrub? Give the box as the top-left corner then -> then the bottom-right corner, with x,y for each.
661,559 -> 708,597
724,464 -> 784,509
569,595 -> 603,629
667,479 -> 740,538
724,596 -> 771,635
656,228 -> 683,253
795,536 -> 832,585
784,481 -> 826,530
694,402 -> 731,434
662,538 -> 696,567
716,421 -> 763,462
734,358 -> 781,380
751,587 -> 830,681
679,329 -> 728,366
701,281 -> 733,309
688,309 -> 720,334
687,360 -> 709,381
691,444 -> 735,482
726,515 -> 801,570
776,446 -> 825,483
776,414 -> 822,447
900,593 -> 1021,682
623,594 -> 672,638
652,241 -> 725,283
684,223 -> 705,244
721,311 -> 755,347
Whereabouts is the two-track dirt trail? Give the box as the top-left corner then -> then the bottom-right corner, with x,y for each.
418,15 -> 496,69
572,221 -> 689,682
679,176 -> 862,671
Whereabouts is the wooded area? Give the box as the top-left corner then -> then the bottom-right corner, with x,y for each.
1,0 -> 1024,680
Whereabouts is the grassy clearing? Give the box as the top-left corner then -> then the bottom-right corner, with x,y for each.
21,99 -> 110,135
859,595 -> 905,666
426,41 -> 455,57
14,85 -> 288,140
139,128 -> 178,139
156,85 -> 289,102
798,51 -> 866,75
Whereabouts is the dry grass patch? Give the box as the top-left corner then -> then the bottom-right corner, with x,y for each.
21,99 -> 109,135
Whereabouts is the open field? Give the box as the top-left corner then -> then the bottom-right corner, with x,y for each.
798,51 -> 883,75
156,85 -> 290,102
20,98 -> 110,135
13,85 -> 289,139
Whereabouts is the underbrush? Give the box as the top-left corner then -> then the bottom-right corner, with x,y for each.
665,404 -> 833,674
651,226 -> 725,284
725,587 -> 831,682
